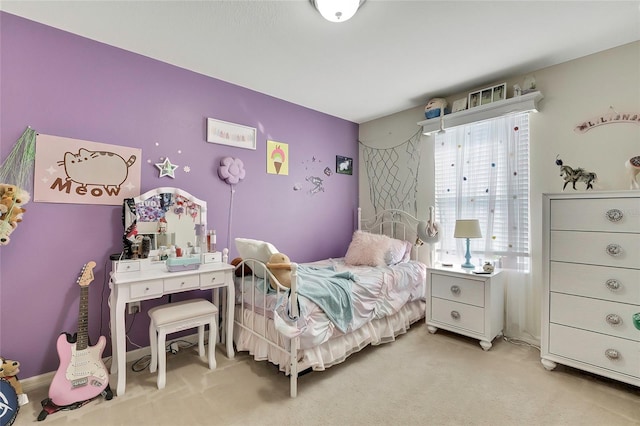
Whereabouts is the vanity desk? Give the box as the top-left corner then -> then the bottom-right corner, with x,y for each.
109,255 -> 234,396
109,186 -> 234,396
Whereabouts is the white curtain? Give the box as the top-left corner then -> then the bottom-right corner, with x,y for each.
434,113 -> 539,344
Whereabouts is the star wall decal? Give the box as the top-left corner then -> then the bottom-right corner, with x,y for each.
155,157 -> 178,178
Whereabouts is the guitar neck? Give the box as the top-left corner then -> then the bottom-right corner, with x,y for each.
77,285 -> 89,350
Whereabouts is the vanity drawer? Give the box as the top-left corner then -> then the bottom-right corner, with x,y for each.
115,260 -> 141,273
431,298 -> 484,334
550,197 -> 640,233
129,279 -> 163,300
550,293 -> 640,341
431,273 -> 484,307
549,323 -> 639,379
550,230 -> 640,269
164,275 -> 199,292
200,270 -> 227,288
550,262 -> 640,304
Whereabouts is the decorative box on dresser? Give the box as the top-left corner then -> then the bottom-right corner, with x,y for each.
426,266 -> 504,350
542,191 -> 640,387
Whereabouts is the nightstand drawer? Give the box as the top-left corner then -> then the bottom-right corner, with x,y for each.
431,298 -> 484,334
164,275 -> 199,292
129,279 -> 163,299
431,273 -> 485,307
549,324 -> 640,379
551,197 -> 640,233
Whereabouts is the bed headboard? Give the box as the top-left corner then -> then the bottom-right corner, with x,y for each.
357,207 -> 427,263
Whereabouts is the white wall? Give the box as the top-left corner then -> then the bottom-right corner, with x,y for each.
358,41 -> 640,341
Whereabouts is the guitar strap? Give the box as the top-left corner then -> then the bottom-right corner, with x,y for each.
37,384 -> 112,422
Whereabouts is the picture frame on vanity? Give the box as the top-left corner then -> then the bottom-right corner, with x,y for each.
206,117 -> 257,150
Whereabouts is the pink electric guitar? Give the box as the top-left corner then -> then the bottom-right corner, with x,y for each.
48,261 -> 109,406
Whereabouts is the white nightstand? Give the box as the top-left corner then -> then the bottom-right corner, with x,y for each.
426,266 -> 504,350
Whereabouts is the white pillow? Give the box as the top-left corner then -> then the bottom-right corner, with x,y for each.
386,238 -> 412,265
235,238 -> 279,278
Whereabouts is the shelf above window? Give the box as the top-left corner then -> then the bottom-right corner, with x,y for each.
418,91 -> 543,135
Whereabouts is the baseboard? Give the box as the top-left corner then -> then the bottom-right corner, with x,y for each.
20,332 -> 201,394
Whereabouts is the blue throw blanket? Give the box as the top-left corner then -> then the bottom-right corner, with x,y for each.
295,265 -> 355,333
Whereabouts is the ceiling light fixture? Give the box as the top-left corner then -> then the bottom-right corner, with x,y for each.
311,0 -> 365,23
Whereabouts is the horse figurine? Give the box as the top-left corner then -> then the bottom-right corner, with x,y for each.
556,156 -> 597,191
625,155 -> 640,189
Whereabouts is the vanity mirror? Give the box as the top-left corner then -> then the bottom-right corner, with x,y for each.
122,187 -> 207,259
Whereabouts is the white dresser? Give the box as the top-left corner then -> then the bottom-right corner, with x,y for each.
542,191 -> 640,387
426,266 -> 504,350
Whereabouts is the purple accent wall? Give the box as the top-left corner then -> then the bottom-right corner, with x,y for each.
0,12 -> 358,379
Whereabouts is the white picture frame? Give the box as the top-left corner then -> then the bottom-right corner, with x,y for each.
492,83 -> 506,102
452,97 -> 468,112
206,117 -> 257,150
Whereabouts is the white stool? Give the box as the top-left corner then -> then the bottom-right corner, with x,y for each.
148,298 -> 218,389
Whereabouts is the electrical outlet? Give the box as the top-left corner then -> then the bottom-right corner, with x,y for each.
127,301 -> 140,315
170,342 -> 179,354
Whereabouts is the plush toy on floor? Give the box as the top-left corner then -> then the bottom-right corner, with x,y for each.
0,184 -> 30,245
266,253 -> 292,290
0,356 -> 29,406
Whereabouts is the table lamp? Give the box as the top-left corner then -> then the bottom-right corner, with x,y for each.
454,219 -> 482,269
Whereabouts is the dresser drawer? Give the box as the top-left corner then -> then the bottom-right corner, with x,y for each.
549,323 -> 639,379
164,275 -> 199,292
200,270 -> 227,288
550,262 -> 640,304
550,293 -> 640,341
129,279 -> 163,299
550,230 -> 640,269
115,260 -> 141,273
431,298 -> 484,334
550,197 -> 640,233
431,273 -> 484,307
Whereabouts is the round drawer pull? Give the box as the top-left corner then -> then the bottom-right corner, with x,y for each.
450,310 -> 460,320
605,314 -> 622,326
605,279 -> 621,292
605,209 -> 623,222
605,244 -> 622,257
450,285 -> 461,295
210,277 -> 216,282
604,349 -> 620,360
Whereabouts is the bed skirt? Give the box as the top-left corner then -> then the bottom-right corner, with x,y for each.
233,299 -> 425,375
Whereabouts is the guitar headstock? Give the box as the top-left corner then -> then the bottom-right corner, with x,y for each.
77,261 -> 97,287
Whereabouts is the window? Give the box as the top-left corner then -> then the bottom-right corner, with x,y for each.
434,113 -> 530,271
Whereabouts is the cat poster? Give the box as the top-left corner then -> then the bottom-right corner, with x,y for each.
34,134 -> 142,205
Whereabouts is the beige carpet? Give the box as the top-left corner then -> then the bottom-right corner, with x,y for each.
14,325 -> 640,425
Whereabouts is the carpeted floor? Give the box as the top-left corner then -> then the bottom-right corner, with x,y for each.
14,324 -> 640,425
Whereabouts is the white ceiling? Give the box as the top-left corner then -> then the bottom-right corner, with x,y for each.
2,1 -> 639,123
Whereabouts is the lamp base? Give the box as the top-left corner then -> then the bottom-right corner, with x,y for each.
461,237 -> 474,269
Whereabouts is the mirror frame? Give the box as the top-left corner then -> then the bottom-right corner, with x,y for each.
122,187 -> 207,259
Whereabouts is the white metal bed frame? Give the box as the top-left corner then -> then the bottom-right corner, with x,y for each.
232,207 -> 425,397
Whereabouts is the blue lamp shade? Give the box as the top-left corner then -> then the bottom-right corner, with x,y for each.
454,219 -> 482,269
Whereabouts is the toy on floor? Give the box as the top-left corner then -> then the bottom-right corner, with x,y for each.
266,253 -> 292,289
0,356 -> 28,406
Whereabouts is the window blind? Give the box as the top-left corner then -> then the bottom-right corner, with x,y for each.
434,113 -> 530,271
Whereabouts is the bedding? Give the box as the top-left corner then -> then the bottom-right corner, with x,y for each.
235,257 -> 426,350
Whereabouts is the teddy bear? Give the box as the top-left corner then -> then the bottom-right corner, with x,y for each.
0,196 -> 26,225
0,220 -> 16,246
266,252 -> 292,289
0,356 -> 29,405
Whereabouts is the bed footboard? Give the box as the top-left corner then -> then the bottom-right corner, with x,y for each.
233,259 -> 301,397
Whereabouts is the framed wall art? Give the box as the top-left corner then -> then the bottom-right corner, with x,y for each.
468,82 -> 507,109
206,117 -> 256,150
336,155 -> 353,175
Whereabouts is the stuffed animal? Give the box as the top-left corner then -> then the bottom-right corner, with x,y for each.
266,253 -> 292,289
231,257 -> 253,277
0,196 -> 26,225
0,357 -> 28,405
424,98 -> 449,119
0,220 -> 16,245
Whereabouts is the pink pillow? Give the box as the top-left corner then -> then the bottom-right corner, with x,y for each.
344,231 -> 389,267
